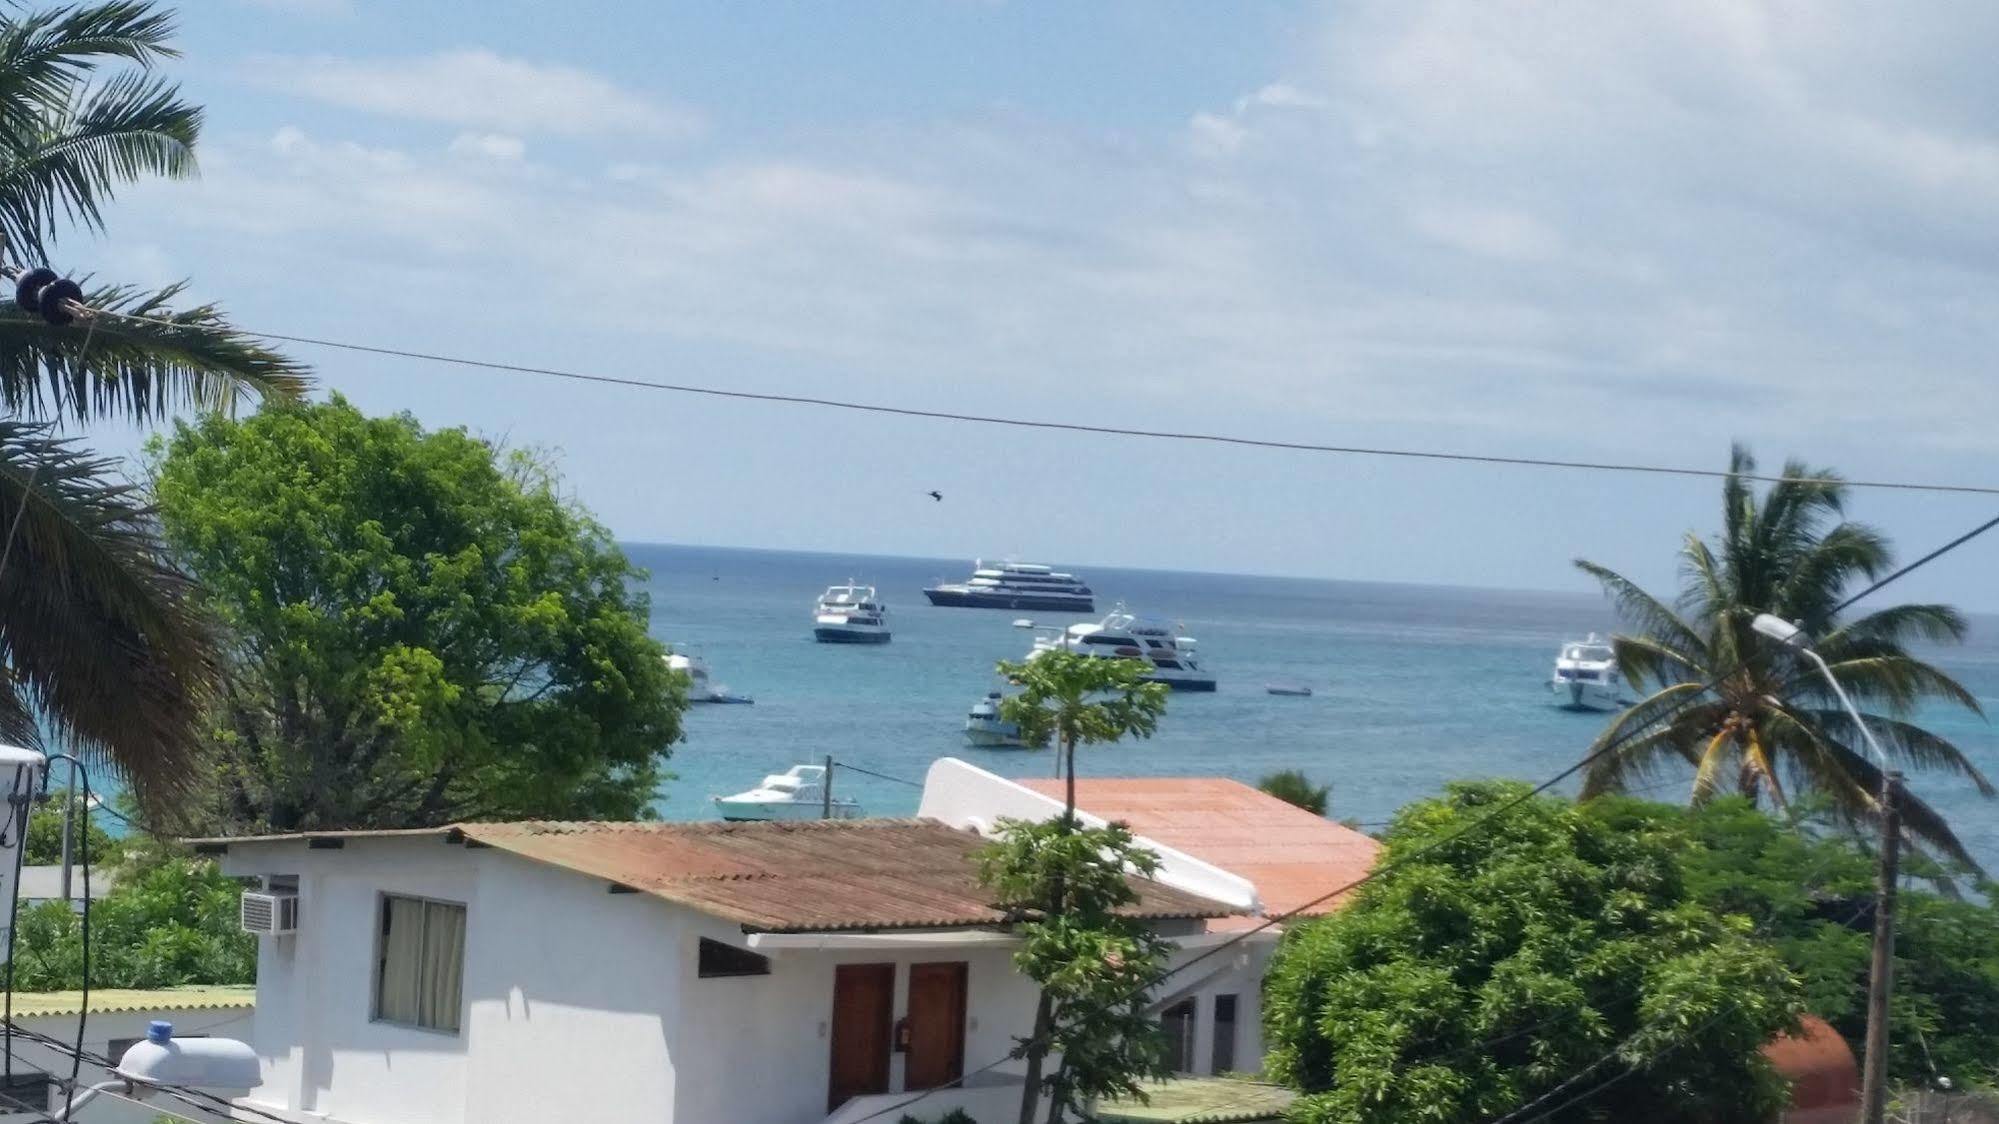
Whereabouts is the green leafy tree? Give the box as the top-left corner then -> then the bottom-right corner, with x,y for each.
1263,782 -> 1804,1124
997,649 -> 1168,811
980,819 -> 1173,1124
150,395 -> 684,831
0,2 -> 307,813
1577,445 -> 1993,868
1595,796 -> 1999,1089
10,849 -> 253,990
1257,769 -> 1329,816
23,795 -> 116,866
987,649 -> 1169,1124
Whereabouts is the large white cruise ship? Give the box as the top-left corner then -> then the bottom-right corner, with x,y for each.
1024,605 -> 1216,691
923,560 -> 1095,612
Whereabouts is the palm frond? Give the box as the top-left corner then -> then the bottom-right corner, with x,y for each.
1775,522 -> 1890,626
1579,684 -> 1716,797
0,418 -> 216,811
0,282 -> 308,424
1801,710 -> 1997,797
1608,633 -> 1706,693
1574,558 -> 1707,659
1691,725 -> 1735,803
1807,654 -> 1984,717
1818,603 -> 1968,649
0,66 -> 198,256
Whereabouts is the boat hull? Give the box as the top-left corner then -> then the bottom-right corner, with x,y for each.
714,799 -> 860,821
814,627 -> 891,644
964,725 -> 1027,748
924,588 -> 1095,612
1551,679 -> 1624,712
1152,676 -> 1217,692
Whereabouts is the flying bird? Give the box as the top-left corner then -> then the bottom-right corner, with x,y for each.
927,490 -> 943,502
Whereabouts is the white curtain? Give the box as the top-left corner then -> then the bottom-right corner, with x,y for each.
376,897 -> 465,1032
376,896 -> 427,1025
418,901 -> 466,1033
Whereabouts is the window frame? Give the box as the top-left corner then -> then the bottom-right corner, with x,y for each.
371,892 -> 468,1036
1210,993 -> 1238,1074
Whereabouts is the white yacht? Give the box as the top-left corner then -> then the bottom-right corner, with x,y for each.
1549,633 -> 1627,712
665,650 -> 754,704
713,764 -> 860,821
964,691 -> 1027,748
812,581 -> 891,644
1024,605 -> 1217,692
924,560 -> 1095,612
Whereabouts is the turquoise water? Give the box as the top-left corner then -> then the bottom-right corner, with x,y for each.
635,543 -> 1999,868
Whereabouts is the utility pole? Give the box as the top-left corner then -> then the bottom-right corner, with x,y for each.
1861,771 -> 1902,1124
822,754 -> 833,820
57,784 -> 73,902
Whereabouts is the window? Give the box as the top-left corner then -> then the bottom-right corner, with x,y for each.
1160,998 -> 1198,1075
1211,994 -> 1238,1074
374,894 -> 466,1033
698,937 -> 771,978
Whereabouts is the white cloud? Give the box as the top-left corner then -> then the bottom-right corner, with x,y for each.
241,49 -> 703,139
447,132 -> 527,161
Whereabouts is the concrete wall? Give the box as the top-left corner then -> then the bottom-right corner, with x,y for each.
4,1005 -> 254,1124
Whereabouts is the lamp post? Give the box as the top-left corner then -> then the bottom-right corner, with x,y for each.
1752,613 -> 1899,1124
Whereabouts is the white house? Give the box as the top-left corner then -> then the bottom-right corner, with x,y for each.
199,802 -> 1265,1124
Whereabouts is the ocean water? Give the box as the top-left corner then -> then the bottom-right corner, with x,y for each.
634,543 -> 1999,869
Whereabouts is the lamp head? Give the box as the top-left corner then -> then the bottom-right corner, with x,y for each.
1751,613 -> 1807,647
114,1023 -> 259,1091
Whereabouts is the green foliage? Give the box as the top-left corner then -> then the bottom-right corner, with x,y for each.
1596,796 -> 1999,1089
997,650 -> 1168,758
1263,782 -> 1804,1124
9,850 -> 253,990
979,818 -> 1174,1124
23,796 -> 117,866
1257,769 -> 1329,816
150,395 -> 683,831
1576,444 -> 1992,868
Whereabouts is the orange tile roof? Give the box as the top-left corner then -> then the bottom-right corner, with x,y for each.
1017,778 -> 1381,918
197,819 -> 1238,934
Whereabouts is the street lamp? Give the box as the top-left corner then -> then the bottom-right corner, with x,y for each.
1751,612 -> 1899,1124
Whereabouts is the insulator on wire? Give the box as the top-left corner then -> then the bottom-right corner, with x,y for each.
14,268 -> 55,313
36,278 -> 81,326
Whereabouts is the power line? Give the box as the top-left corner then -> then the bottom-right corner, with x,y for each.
40,302 -> 1995,499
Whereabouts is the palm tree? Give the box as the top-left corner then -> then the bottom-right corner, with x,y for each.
0,3 -> 306,814
1258,768 -> 1330,816
1577,445 -> 1993,868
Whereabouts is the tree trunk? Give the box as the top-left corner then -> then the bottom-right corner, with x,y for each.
1063,735 -> 1076,826
1017,988 -> 1054,1124
1046,1060 -> 1073,1124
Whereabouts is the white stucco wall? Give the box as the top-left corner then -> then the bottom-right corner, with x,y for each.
2,1004 -> 254,1124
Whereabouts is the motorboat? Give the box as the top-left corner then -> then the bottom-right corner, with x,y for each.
924,560 -> 1095,612
1549,633 -> 1628,712
713,765 -> 860,821
1023,605 -> 1216,692
813,581 -> 891,644
964,691 -> 1028,748
1266,684 -> 1314,697
665,650 -> 754,704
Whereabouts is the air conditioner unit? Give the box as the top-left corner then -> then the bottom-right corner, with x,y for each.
240,891 -> 299,936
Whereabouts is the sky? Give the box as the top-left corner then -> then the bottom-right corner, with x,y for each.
60,1 -> 1999,608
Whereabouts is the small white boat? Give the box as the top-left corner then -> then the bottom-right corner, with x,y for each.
813,581 -> 891,644
1549,633 -> 1628,712
665,651 -> 754,704
1023,605 -> 1216,691
713,765 -> 860,821
964,691 -> 1027,748
1266,684 -> 1314,697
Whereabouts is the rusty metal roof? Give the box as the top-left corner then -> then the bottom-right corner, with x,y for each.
198,818 -> 1237,933
1018,777 -> 1382,918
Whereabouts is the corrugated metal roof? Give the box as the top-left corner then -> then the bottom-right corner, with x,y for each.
8,987 -> 255,1018
1017,778 -> 1382,917
198,818 -> 1237,933
1097,1078 -> 1294,1123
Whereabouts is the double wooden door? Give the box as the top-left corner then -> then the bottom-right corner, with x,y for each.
828,961 -> 968,1111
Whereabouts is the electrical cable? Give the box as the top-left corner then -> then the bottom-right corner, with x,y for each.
844,507 -> 1999,1124
830,761 -> 925,789
0,272 -> 1983,499
40,757 -> 91,1122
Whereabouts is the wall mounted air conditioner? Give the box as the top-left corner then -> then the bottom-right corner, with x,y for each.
240,890 -> 299,936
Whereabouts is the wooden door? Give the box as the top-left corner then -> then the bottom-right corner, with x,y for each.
829,963 -> 895,1111
904,961 -> 969,1090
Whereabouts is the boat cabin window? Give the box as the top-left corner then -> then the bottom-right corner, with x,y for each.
1153,659 -> 1183,670
1082,634 -> 1129,646
698,938 -> 772,979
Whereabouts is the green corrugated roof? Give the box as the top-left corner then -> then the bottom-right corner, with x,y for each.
1097,1078 -> 1295,1123
8,986 -> 255,1018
